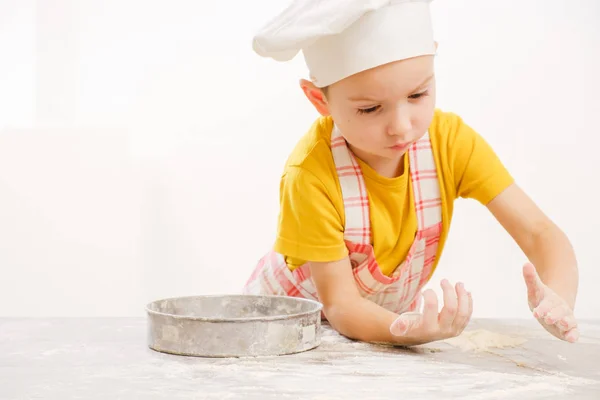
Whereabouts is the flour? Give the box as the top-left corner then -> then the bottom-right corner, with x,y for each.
443,329 -> 527,352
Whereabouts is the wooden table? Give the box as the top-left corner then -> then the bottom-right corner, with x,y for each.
1,318 -> 599,399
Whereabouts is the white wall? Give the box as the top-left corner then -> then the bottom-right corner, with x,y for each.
1,0 -> 599,319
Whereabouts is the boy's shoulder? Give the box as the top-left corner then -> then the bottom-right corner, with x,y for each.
282,115 -> 335,173
430,108 -> 466,138
429,108 -> 483,152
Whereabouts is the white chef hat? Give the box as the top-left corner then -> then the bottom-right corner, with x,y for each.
253,0 -> 436,88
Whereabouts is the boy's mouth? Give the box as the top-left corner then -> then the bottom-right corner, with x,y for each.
388,143 -> 410,151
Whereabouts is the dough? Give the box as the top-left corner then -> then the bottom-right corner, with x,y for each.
443,329 -> 526,352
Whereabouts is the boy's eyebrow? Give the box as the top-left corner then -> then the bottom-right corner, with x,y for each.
348,74 -> 434,102
413,74 -> 435,91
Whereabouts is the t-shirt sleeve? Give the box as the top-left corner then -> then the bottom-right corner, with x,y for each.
447,114 -> 515,205
273,166 -> 348,263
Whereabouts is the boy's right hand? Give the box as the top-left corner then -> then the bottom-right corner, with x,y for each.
389,279 -> 473,345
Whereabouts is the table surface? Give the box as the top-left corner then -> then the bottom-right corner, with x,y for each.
1,318 -> 599,400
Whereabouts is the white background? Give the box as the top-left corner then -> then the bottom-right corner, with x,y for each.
1,0 -> 598,319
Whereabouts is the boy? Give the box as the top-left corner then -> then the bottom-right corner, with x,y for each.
243,0 -> 579,346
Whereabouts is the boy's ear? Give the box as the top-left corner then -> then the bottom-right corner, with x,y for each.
299,79 -> 330,116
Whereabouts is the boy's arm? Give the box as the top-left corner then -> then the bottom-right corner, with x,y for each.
309,257 -> 473,346
486,183 -> 579,342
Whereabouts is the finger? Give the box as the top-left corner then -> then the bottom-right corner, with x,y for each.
438,280 -> 457,328
452,282 -> 471,331
390,317 -> 407,336
542,304 -> 570,326
390,313 -> 420,336
422,289 -> 439,330
468,291 -> 473,318
533,297 -> 559,320
557,314 -> 578,333
522,263 -> 543,307
564,327 -> 580,343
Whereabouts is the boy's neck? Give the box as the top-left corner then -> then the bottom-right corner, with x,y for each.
349,144 -> 406,179
370,156 -> 406,179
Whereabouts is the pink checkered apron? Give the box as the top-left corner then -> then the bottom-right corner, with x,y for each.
243,124 -> 443,315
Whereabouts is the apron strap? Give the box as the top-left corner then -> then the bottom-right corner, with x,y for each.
331,125 -> 371,245
408,134 -> 442,230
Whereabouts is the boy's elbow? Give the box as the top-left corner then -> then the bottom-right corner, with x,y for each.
322,303 -> 343,323
308,257 -> 369,339
321,298 -> 364,339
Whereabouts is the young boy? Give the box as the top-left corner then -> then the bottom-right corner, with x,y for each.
243,0 -> 579,346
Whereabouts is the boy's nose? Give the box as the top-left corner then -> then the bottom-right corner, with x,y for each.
388,111 -> 412,139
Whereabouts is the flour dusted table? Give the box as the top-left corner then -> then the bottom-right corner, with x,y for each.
1,318 -> 599,399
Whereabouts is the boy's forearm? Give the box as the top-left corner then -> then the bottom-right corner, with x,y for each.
324,297 -> 421,346
526,224 -> 578,309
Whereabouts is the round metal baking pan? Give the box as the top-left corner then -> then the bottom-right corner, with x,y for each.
146,294 -> 323,357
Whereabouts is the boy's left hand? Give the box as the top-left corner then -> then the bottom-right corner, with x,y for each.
523,262 -> 579,343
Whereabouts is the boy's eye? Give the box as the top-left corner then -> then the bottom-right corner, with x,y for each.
357,105 -> 380,115
409,90 -> 428,100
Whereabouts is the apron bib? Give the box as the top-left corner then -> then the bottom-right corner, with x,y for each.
243,124 -> 443,315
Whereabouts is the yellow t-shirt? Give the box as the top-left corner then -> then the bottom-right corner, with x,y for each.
273,109 -> 514,276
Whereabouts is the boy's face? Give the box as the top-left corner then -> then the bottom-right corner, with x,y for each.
302,55 -> 436,166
